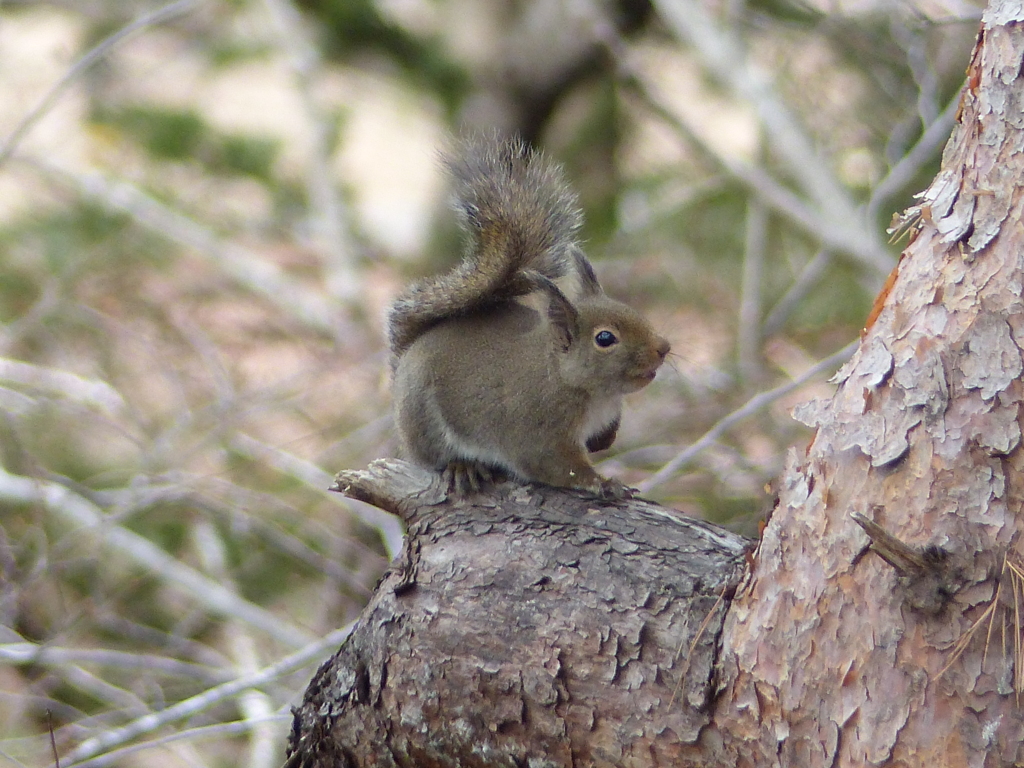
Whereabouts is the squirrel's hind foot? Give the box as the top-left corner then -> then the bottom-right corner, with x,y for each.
442,460 -> 498,496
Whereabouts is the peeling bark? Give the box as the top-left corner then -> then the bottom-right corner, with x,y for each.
710,2 -> 1024,764
284,461 -> 748,768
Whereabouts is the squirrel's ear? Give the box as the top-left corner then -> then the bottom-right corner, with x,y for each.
524,271 -> 579,350
546,288 -> 580,351
572,247 -> 602,297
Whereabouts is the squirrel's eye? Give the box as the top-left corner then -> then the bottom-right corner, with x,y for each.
594,330 -> 618,348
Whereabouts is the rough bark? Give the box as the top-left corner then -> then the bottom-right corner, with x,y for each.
286,3 -> 1024,765
285,460 -> 749,767
708,2 -> 1024,765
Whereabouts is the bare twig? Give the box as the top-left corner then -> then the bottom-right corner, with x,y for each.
0,358 -> 124,415
61,623 -> 355,767
0,465 -> 314,648
0,0 -> 201,168
0,643 -> 231,682
762,249 -> 832,337
891,19 -> 941,128
640,341 -> 857,492
76,472 -> 381,594
609,43 -> 892,277
91,611 -> 231,669
867,93 -> 960,223
191,519 -> 280,768
737,196 -> 767,379
53,665 -> 150,715
48,710 -> 60,768
231,433 -> 405,559
262,0 -> 361,303
62,714 -> 291,768
20,157 -> 337,335
235,650 -> 279,768
651,0 -> 876,229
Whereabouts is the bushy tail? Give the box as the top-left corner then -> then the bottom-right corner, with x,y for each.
388,136 -> 582,357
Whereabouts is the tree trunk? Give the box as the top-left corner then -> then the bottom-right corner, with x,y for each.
707,1 -> 1024,764
285,1 -> 1024,764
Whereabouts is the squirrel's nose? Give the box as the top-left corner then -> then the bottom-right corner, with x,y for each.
656,337 -> 671,359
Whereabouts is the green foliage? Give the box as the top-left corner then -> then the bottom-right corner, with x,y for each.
0,265 -> 39,322
699,492 -> 760,528
793,259 -> 873,331
94,104 -> 281,180
216,133 -> 280,179
746,0 -> 822,26
557,80 -> 625,243
0,201 -> 172,304
662,184 -> 751,295
297,0 -> 470,114
114,105 -> 205,160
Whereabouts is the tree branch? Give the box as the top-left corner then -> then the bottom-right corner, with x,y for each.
286,460 -> 749,767
21,157 -> 338,335
62,624 -> 354,767
0,0 -> 201,168
640,341 -> 857,492
0,465 -> 314,649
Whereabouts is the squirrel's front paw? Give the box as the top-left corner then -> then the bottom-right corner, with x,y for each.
576,477 -> 636,500
599,478 -> 637,500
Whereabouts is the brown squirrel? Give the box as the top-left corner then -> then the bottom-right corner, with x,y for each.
388,136 -> 670,498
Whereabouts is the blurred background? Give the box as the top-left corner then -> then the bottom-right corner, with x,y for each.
0,0 -> 980,765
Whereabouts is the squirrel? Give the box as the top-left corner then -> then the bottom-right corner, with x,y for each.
388,136 -> 670,498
